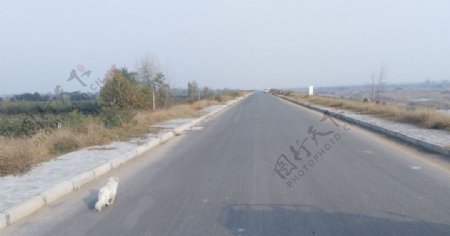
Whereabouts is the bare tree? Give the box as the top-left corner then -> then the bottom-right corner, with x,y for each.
369,65 -> 388,102
136,54 -> 161,86
135,54 -> 171,110
375,65 -> 387,101
188,81 -> 199,101
370,72 -> 375,101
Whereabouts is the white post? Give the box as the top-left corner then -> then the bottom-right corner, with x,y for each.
308,86 -> 314,96
152,91 -> 156,111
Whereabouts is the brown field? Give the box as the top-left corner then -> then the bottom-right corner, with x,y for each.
283,92 -> 450,131
0,97 -> 234,176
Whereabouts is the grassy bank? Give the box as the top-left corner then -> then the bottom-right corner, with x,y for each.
281,92 -> 450,131
0,96 -> 239,176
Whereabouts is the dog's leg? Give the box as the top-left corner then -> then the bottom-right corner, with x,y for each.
109,194 -> 116,205
95,200 -> 103,211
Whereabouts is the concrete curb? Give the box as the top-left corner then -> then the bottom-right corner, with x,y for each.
71,171 -> 96,190
277,95 -> 450,157
4,196 -> 45,226
40,181 -> 74,205
0,94 -> 249,229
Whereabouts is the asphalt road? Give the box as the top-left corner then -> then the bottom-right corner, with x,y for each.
3,92 -> 450,236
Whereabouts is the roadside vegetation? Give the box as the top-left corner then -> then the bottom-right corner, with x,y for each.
272,90 -> 450,131
0,60 -> 244,176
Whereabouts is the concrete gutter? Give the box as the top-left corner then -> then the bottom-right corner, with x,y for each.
277,95 -> 450,157
0,94 -> 250,229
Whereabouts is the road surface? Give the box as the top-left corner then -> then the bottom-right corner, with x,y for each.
3,92 -> 450,236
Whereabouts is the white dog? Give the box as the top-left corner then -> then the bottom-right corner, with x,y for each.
95,177 -> 119,212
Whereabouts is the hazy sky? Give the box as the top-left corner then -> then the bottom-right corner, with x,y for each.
1,0 -> 449,95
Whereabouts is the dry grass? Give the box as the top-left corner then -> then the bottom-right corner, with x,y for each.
284,93 -> 450,131
0,97 -> 231,176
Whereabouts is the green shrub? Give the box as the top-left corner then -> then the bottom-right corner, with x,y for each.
103,114 -> 123,128
64,110 -> 85,129
100,68 -> 137,109
99,67 -> 162,126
